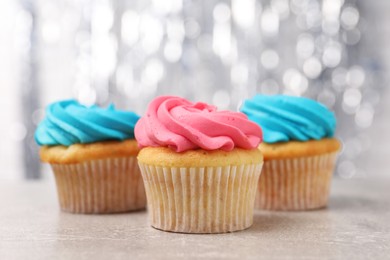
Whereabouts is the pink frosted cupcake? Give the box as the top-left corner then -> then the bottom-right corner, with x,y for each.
135,96 -> 264,233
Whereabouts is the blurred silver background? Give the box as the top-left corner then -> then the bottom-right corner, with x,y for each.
0,0 -> 388,180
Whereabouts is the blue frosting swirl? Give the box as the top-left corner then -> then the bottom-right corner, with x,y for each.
35,100 -> 140,146
240,95 -> 336,143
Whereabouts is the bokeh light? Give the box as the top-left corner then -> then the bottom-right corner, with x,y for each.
341,6 -> 359,29
296,34 -> 315,59
232,0 -> 256,28
283,69 -> 308,95
121,10 -> 140,46
261,8 -> 279,37
260,49 -> 279,70
346,66 -> 365,88
322,42 -> 342,67
303,57 -> 322,79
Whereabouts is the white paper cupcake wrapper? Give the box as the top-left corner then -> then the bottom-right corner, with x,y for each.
256,152 -> 338,211
50,157 -> 146,214
138,163 -> 263,233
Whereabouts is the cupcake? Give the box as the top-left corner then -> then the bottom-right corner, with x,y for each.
35,100 -> 146,214
240,95 -> 341,211
135,96 -> 263,233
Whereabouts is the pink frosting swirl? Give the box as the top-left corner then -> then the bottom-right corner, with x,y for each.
134,96 -> 262,152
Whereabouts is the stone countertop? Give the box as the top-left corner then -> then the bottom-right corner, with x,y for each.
0,178 -> 389,259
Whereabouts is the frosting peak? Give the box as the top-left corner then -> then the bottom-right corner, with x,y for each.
35,100 -> 140,146
240,95 -> 336,143
134,96 -> 262,152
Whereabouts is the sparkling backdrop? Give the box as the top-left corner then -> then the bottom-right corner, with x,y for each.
0,0 -> 384,179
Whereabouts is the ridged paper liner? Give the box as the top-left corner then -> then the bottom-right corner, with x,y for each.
50,157 -> 146,214
138,163 -> 263,233
256,152 -> 338,211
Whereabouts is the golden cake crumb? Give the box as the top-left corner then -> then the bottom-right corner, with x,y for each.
40,139 -> 139,164
259,138 -> 341,161
138,147 -> 263,167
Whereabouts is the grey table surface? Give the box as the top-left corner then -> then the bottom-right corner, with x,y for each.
0,178 -> 389,260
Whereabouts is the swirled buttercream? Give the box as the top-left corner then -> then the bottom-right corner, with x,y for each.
35,100 -> 140,146
134,96 -> 262,152
240,95 -> 336,143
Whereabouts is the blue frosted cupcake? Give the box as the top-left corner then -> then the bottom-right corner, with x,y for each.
241,95 -> 341,210
35,100 -> 146,214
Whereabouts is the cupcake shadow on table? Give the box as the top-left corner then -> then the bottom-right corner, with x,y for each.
241,95 -> 341,211
251,212 -> 297,233
35,100 -> 146,214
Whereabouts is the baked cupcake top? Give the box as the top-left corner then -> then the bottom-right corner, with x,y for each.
35,100 -> 140,146
240,95 -> 336,143
134,96 -> 262,152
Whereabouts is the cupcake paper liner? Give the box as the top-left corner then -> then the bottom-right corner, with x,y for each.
256,152 -> 338,211
138,163 -> 263,233
51,157 -> 146,214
